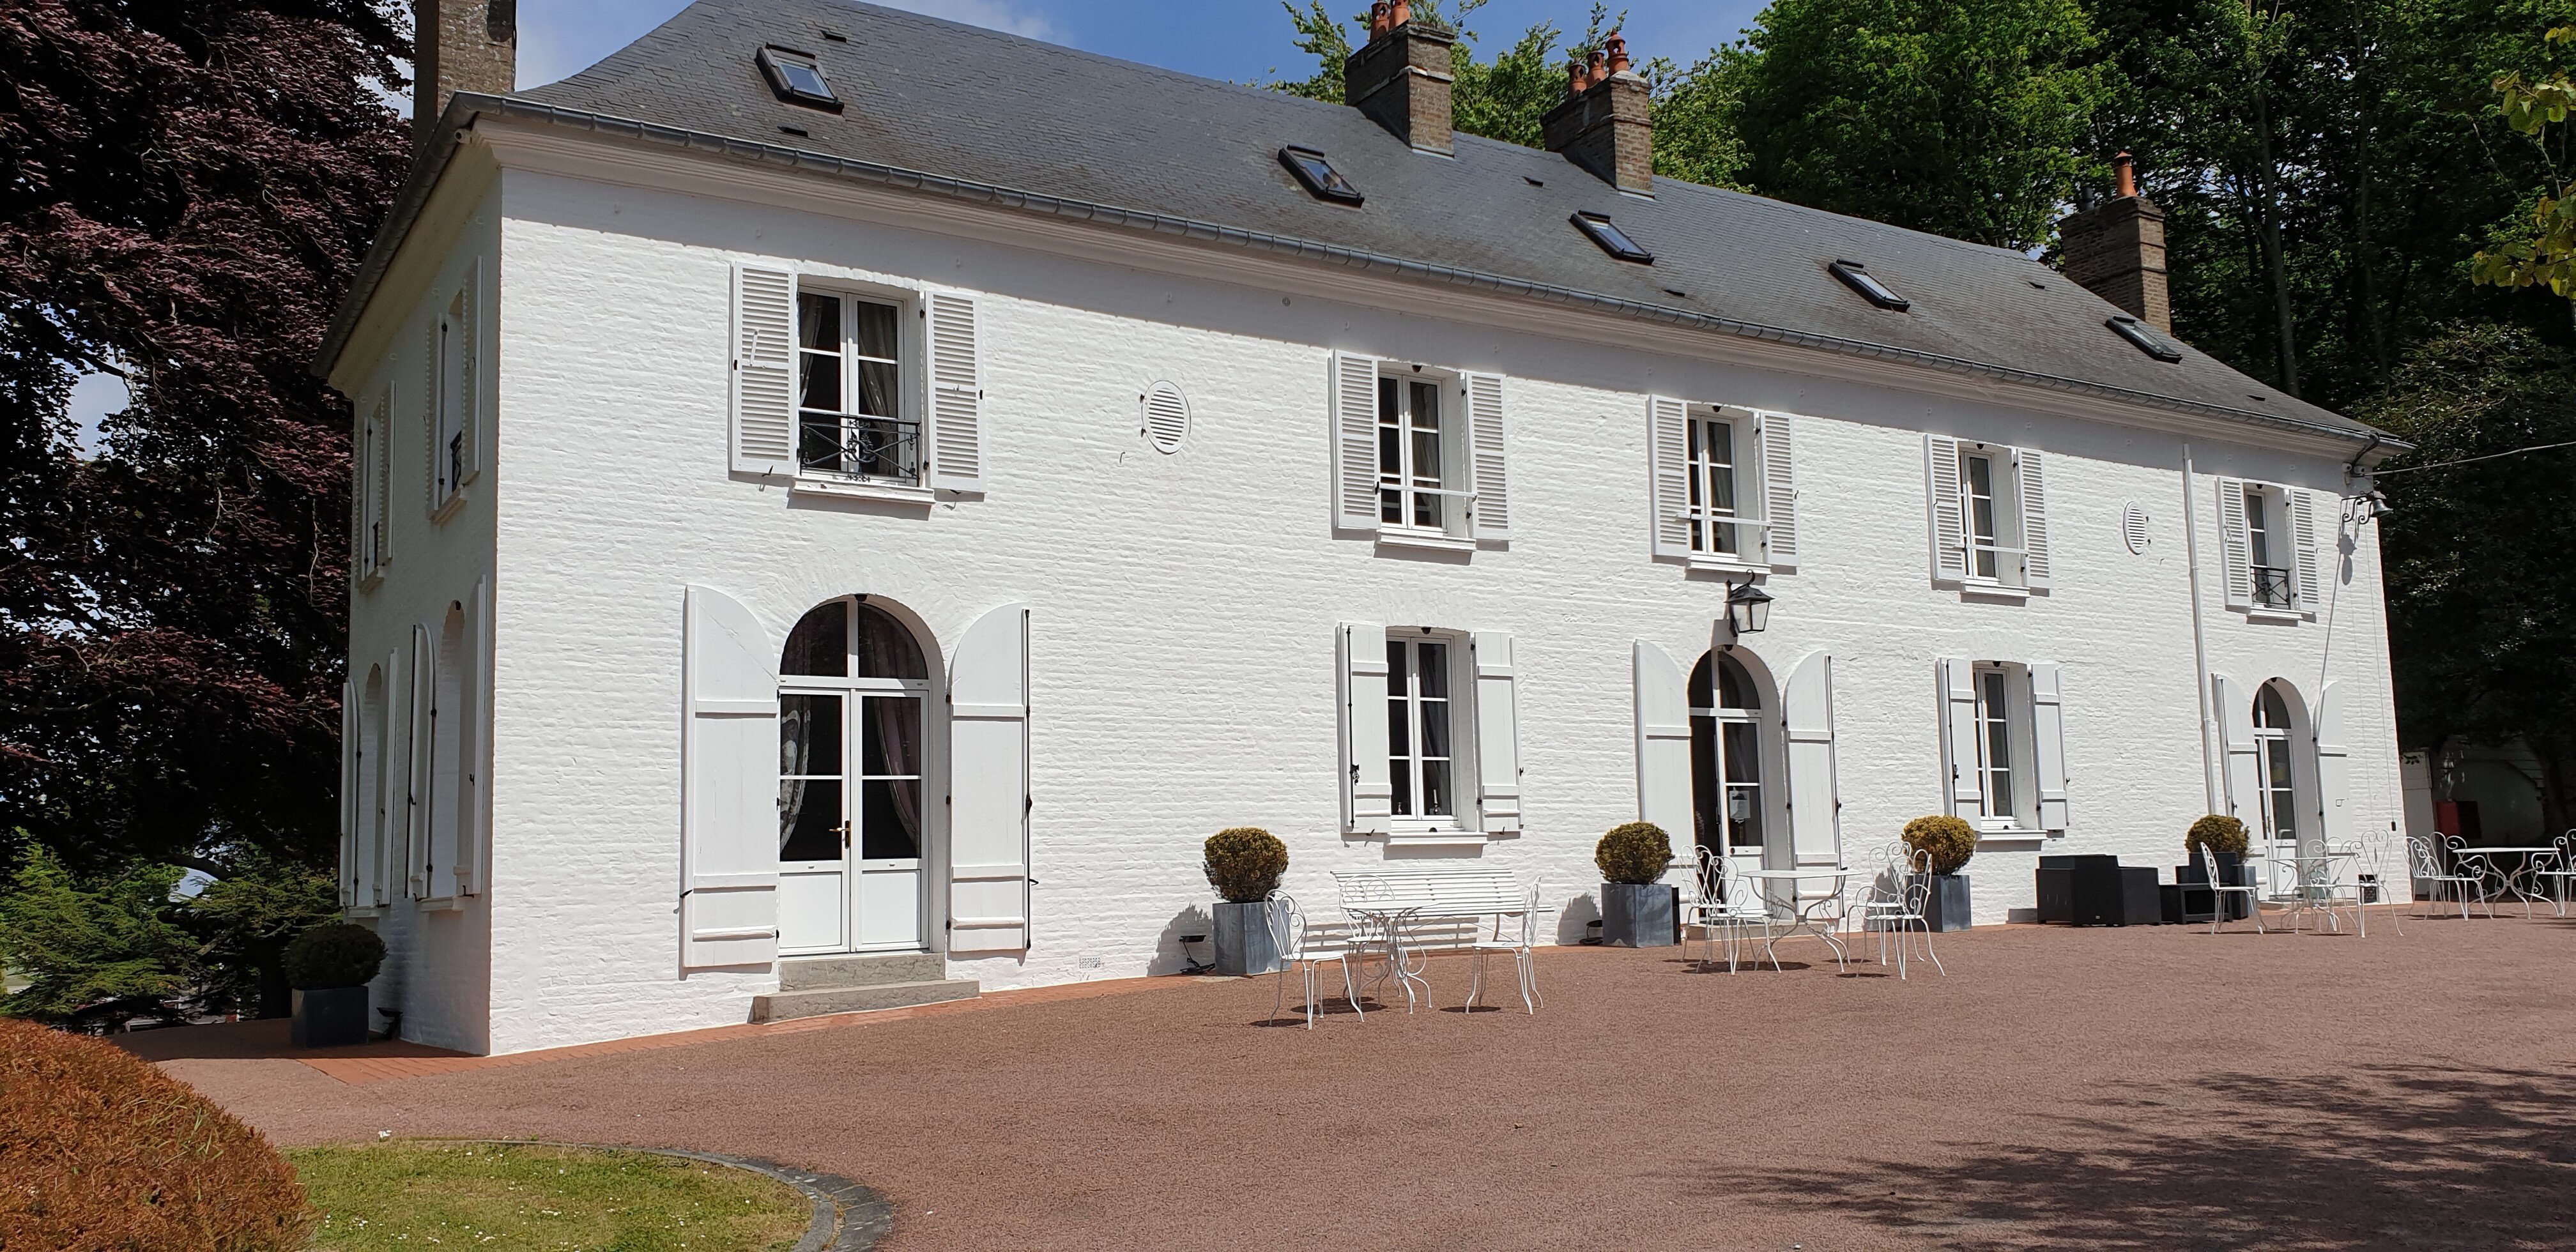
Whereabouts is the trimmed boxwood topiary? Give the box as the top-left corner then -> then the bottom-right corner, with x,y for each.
281,920 -> 385,991
1596,822 -> 1675,885
1203,827 -> 1288,903
1902,814 -> 1979,876
0,1017 -> 311,1249
2186,814 -> 2250,857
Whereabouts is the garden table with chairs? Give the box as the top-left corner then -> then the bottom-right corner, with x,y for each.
1319,868 -> 1544,1018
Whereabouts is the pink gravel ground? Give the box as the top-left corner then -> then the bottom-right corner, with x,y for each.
151,915 -> 2576,1249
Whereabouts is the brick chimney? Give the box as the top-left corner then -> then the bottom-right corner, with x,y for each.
414,0 -> 518,147
2058,152 -> 2171,332
1344,3 -> 1455,155
1542,33 -> 1652,195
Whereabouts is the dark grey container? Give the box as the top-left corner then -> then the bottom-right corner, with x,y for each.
1211,900 -> 1282,975
291,986 -> 369,1048
1600,883 -> 1678,947
1914,873 -> 1973,932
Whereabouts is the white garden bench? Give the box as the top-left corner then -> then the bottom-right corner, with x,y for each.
1330,868 -> 1544,1012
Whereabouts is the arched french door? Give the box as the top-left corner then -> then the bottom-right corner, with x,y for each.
1690,650 -> 1777,892
2251,680 -> 2302,854
777,596 -> 931,954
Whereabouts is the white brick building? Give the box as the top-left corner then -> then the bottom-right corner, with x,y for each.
321,0 -> 2407,1054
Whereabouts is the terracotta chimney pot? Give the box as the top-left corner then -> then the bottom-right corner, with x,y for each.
1605,32 -> 1630,75
1388,0 -> 1410,30
1370,2 -> 1388,37
2113,150 -> 2137,199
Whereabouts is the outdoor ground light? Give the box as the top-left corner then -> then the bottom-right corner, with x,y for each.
1726,580 -> 1774,637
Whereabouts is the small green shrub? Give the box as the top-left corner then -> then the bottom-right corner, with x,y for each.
1595,822 -> 1675,885
1203,828 -> 1288,903
1901,815 -> 1979,875
281,921 -> 385,990
2186,814 -> 2250,857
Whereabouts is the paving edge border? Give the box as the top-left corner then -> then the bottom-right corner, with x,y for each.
448,1140 -> 893,1251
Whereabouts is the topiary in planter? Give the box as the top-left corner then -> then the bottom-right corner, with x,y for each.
1202,827 -> 1288,903
2186,814 -> 2250,857
281,920 -> 385,990
1901,815 -> 1979,875
1595,822 -> 1675,885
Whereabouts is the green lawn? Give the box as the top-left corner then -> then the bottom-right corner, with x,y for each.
288,1141 -> 811,1251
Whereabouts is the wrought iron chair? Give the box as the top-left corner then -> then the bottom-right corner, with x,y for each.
2193,842 -> 2264,936
1464,882 -> 1544,1014
2537,832 -> 2576,917
1266,891 -> 1363,1029
1846,843 -> 1943,978
2405,834 -> 2492,921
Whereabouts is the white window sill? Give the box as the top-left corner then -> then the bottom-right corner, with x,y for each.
1374,529 -> 1475,553
429,492 -> 466,524
2244,607 -> 2302,624
1957,579 -> 2030,602
1685,553 -> 1767,575
1381,828 -> 1491,848
790,476 -> 934,505
415,894 -> 464,913
355,570 -> 383,593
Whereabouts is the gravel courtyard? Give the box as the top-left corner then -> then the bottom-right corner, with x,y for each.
155,916 -> 2576,1249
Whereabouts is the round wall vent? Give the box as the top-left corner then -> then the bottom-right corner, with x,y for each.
1141,381 -> 1189,454
2122,501 -> 2152,554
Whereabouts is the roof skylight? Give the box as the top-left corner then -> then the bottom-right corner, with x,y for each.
1572,211 -> 1652,263
758,46 -> 841,112
1829,259 -> 1908,310
1280,147 -> 1363,205
2107,314 -> 2184,362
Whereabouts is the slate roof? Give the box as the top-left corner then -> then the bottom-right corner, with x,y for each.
341,0 -> 2383,445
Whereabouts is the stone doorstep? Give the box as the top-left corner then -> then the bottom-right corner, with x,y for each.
750,977 -> 981,1024
774,951 -> 949,992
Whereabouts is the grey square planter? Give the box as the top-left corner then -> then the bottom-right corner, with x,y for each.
1913,873 -> 1973,932
1600,883 -> 1678,947
291,986 -> 369,1048
1211,900 -> 1282,975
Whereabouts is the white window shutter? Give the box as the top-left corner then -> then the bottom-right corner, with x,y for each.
339,678 -> 357,908
949,603 -> 1031,952
2015,447 -> 2050,589
2290,488 -> 2322,618
1926,435 -> 1966,582
1782,652 -> 1843,879
1466,372 -> 1509,540
2212,674 -> 2261,825
464,576 -> 491,896
2312,681 -> 2350,850
2029,662 -> 2071,834
2216,478 -> 2251,610
729,265 -> 796,478
1759,410 -> 1797,567
680,584 -> 780,969
1632,641 -> 1693,843
420,322 -> 440,512
1937,658 -> 1982,814
406,624 -> 431,898
1330,352 -> 1382,531
372,647 -> 398,906
458,261 -> 482,487
1338,622 -> 1393,833
927,291 -> 985,492
1470,631 -> 1521,832
1647,396 -> 1691,559
372,408 -> 392,571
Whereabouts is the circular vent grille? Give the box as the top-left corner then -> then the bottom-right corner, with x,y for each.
1141,382 -> 1189,454
2122,501 -> 2152,554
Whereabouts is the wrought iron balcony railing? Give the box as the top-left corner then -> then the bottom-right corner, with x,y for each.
799,414 -> 920,484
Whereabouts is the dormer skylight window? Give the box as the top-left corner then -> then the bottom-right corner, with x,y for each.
1830,259 -> 1908,310
758,46 -> 841,112
1280,147 -> 1363,205
1572,211 -> 1652,263
2107,314 -> 2184,362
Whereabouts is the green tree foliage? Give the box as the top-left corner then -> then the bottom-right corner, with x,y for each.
0,848 -> 192,1030
2473,27 -> 2576,298
185,854 -> 339,1018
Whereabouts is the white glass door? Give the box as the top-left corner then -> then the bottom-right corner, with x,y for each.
852,693 -> 924,949
776,596 -> 934,956
778,691 -> 850,954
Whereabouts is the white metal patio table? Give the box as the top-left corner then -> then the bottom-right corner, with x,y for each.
2265,849 -> 2365,935
2458,846 -> 2560,916
1733,866 -> 1857,972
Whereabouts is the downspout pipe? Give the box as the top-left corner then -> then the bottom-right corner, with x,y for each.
2182,443 -> 2216,814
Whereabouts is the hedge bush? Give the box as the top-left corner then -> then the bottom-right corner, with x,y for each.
1595,822 -> 1675,885
0,1017 -> 310,1250
1901,815 -> 1980,875
1203,828 -> 1288,903
280,921 -> 383,991
2186,814 -> 2251,857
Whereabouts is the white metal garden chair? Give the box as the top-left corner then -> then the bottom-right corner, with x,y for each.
1846,843 -> 1943,978
1463,882 -> 1543,1014
2534,832 -> 2576,917
1681,846 -> 1772,973
1266,891 -> 1363,1029
2405,834 -> 2492,921
2193,843 -> 2263,936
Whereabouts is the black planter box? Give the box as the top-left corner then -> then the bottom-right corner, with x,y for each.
2175,855 -> 2253,920
2036,855 -> 2156,926
1211,899 -> 1282,975
291,986 -> 369,1049
2119,866 -> 2161,925
1911,873 -> 1973,932
1602,883 -> 1679,947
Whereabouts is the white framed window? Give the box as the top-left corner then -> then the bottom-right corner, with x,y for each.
1377,373 -> 1455,534
1687,411 -> 1748,557
2216,478 -> 2319,618
355,393 -> 390,584
1331,353 -> 1508,547
2252,682 -> 2299,846
730,266 -> 983,496
428,275 -> 477,516
1926,436 -> 2049,592
796,289 -> 921,487
1386,635 -> 1458,821
1338,623 -> 1521,839
1649,399 -> 1798,570
1938,657 -> 2071,835
1972,664 -> 2021,825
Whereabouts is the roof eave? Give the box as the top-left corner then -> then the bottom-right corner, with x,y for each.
312,93 -> 500,381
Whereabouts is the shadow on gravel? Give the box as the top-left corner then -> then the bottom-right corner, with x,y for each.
1676,1065 -> 2576,1249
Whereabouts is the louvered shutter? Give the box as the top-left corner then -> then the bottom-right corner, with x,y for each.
2312,681 -> 2350,853
1338,622 -> 1393,834
2015,447 -> 2051,589
1647,396 -> 1692,559
680,584 -> 780,968
949,603 -> 1031,952
372,408 -> 392,571
2290,488 -> 2322,618
421,322 -> 440,511
1938,658 -> 1983,814
1759,410 -> 1797,567
1782,652 -> 1843,890
2216,478 -> 2251,610
1926,435 -> 1966,581
1331,353 -> 1383,531
340,679 -> 357,907
406,624 -> 431,898
457,262 -> 481,487
464,576 -> 491,896
2212,675 -> 2262,827
1632,641 -> 1693,843
2030,662 -> 2071,833
1466,372 -> 1509,540
1471,631 -> 1521,832
927,291 -> 985,492
729,265 -> 796,478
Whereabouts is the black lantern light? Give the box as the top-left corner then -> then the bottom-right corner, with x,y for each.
1726,580 -> 1773,637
